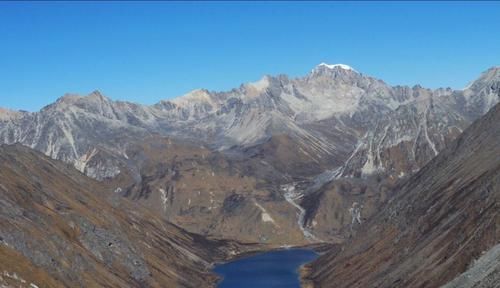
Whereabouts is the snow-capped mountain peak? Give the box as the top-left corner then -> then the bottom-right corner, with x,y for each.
314,63 -> 357,72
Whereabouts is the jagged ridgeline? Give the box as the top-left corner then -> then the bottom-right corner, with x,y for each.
0,64 -> 499,245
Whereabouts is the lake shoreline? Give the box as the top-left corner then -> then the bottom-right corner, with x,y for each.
212,245 -> 330,288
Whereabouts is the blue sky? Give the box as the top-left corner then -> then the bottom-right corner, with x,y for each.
1,1 -> 499,111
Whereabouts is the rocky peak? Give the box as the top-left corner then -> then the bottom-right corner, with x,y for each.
78,90 -> 112,108
87,90 -> 108,101
463,66 -> 500,115
54,93 -> 81,105
305,63 -> 373,92
466,66 -> 500,90
42,90 -> 118,122
482,65 -> 500,79
54,90 -> 110,107
240,76 -> 271,99
0,107 -> 24,121
309,62 -> 360,80
170,89 -> 215,107
155,89 -> 221,120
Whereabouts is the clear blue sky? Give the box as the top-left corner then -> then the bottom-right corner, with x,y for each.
1,1 -> 499,111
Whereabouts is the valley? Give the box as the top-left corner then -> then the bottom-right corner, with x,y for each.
1,64 -> 499,287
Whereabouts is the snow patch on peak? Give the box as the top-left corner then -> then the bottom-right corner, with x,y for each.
315,63 -> 357,72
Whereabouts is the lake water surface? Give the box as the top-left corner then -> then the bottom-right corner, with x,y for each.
214,248 -> 318,288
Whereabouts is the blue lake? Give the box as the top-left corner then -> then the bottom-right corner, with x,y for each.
214,248 -> 318,288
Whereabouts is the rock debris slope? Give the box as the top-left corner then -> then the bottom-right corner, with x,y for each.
303,102 -> 500,288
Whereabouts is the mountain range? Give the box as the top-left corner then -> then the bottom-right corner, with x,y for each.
1,64 -> 499,288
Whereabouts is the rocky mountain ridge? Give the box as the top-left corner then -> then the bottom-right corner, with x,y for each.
2,65 -> 498,177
